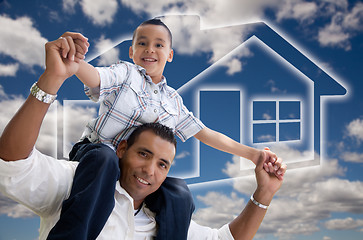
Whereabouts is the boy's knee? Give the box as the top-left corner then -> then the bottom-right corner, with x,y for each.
162,177 -> 194,207
78,144 -> 119,176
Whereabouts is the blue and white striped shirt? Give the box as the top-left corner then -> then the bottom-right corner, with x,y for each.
81,61 -> 205,150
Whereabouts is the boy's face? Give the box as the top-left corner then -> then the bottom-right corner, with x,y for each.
129,24 -> 174,83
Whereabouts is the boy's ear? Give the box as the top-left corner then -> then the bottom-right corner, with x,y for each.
167,49 -> 174,62
116,140 -> 128,158
129,46 -> 134,59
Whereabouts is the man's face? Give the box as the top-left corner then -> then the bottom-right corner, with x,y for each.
129,24 -> 174,84
116,130 -> 175,208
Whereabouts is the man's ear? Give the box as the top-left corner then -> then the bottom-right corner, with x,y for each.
167,48 -> 174,62
129,46 -> 134,60
116,140 -> 128,158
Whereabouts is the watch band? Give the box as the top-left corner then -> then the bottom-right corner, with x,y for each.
30,82 -> 57,104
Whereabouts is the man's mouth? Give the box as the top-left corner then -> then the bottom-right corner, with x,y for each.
136,176 -> 150,185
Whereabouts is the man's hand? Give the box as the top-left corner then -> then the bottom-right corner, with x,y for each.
40,32 -> 89,93
254,150 -> 286,206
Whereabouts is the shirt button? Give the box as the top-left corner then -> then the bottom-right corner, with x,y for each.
154,90 -> 158,94
154,109 -> 157,113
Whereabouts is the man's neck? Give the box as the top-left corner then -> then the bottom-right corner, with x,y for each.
134,199 -> 143,210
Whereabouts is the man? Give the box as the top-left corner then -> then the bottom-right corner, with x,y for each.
0,33 -> 286,239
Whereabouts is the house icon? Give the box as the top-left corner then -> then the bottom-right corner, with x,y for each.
161,15 -> 348,184
62,15 -> 348,185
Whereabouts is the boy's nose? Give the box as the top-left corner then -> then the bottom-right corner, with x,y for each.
145,46 -> 155,53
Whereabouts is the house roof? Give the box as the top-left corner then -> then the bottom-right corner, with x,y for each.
168,15 -> 347,96
246,22 -> 347,96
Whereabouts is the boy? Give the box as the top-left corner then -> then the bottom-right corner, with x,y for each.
49,18 -> 281,239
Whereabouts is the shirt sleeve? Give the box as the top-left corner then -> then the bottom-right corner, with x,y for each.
0,149 -> 77,217
84,61 -> 130,102
187,220 -> 234,240
174,94 -> 205,142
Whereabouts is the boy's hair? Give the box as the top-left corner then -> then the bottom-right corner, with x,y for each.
126,123 -> 177,150
132,18 -> 173,48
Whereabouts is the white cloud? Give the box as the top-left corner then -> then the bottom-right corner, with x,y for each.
276,0 -> 318,23
62,101 -> 98,157
346,118 -> 363,143
0,15 -> 47,68
318,14 -> 351,50
342,2 -> 363,31
193,191 -> 244,228
119,0 -> 363,54
160,15 -> 254,75
324,217 -> 363,230
318,2 -> 363,50
62,0 -> 79,13
341,151 -> 363,163
175,150 -> 190,159
263,113 -> 272,120
80,0 -> 118,26
193,145 -> 363,238
0,63 -> 19,77
95,36 -> 120,66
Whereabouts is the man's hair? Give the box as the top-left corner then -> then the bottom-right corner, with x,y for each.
132,18 -> 173,48
127,123 -> 177,150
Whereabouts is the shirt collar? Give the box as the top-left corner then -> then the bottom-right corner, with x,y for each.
136,64 -> 168,89
115,181 -> 135,205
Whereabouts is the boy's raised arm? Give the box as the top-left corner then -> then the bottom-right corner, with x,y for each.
60,32 -> 100,89
75,60 -> 101,89
194,127 -> 283,179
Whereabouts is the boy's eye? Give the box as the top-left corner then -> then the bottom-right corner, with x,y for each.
156,43 -> 163,48
138,42 -> 146,46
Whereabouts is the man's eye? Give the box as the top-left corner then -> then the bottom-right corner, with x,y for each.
139,151 -> 147,157
160,162 -> 167,169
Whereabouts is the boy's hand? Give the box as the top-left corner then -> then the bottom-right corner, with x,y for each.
58,32 -> 89,63
261,147 -> 285,180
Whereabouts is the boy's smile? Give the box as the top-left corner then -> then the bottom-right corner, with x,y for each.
129,24 -> 174,84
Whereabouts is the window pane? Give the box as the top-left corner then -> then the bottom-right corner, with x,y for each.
279,122 -> 300,141
253,123 -> 276,143
279,101 -> 300,120
253,101 -> 276,120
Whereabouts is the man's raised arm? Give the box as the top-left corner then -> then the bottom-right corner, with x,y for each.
228,153 -> 287,240
0,33 -> 89,161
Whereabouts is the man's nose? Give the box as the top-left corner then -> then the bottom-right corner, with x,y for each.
142,161 -> 155,176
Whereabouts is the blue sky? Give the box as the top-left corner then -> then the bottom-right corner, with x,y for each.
1,0 -> 363,239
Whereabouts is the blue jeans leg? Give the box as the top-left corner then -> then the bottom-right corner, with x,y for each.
47,141 -> 120,240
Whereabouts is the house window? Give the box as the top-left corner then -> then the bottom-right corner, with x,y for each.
252,100 -> 301,143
